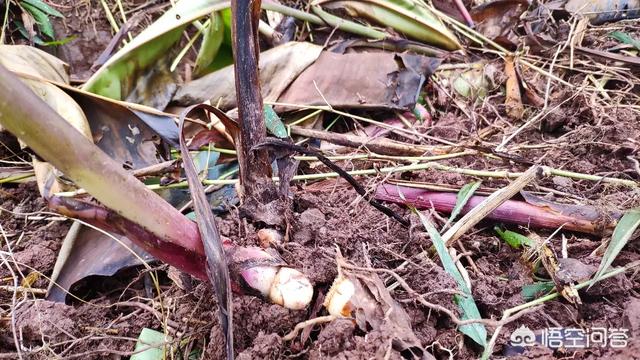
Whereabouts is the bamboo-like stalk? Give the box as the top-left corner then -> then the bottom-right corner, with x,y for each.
0,63 -> 202,254
0,64 -> 312,309
442,166 -> 540,246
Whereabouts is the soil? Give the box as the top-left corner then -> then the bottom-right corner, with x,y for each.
1,0 -> 640,359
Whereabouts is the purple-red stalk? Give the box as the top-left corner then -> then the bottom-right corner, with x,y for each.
49,196 -> 313,308
453,0 -> 475,27
375,184 -> 619,234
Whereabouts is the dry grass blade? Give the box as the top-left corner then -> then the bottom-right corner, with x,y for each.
442,166 -> 541,246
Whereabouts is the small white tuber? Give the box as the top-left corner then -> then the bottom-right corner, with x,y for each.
324,276 -> 355,317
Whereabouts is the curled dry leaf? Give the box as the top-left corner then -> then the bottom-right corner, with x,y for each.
504,56 -> 524,119
323,251 -> 428,358
533,236 -> 583,305
471,0 -> 530,46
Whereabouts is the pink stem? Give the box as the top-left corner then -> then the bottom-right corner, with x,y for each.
453,0 -> 475,28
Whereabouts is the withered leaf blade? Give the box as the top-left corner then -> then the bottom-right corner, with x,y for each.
277,51 -> 440,111
538,243 -> 582,305
504,56 -> 524,119
179,104 -> 234,359
47,222 -> 154,303
173,42 -> 323,109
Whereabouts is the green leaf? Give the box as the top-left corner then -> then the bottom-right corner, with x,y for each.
194,12 -> 225,77
448,181 -> 481,224
521,282 -> 554,301
591,208 -> 640,286
84,0 -> 231,99
21,3 -> 54,39
21,0 -> 63,17
494,226 -> 535,249
131,328 -> 170,360
220,8 -> 233,46
414,209 -> 487,347
264,105 -> 288,138
610,31 -> 640,51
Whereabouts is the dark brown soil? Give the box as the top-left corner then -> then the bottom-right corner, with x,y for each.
1,0 -> 640,359
2,180 -> 639,359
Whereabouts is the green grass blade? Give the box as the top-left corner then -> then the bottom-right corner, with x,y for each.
591,208 -> 640,286
610,31 -> 640,51
448,181 -> 481,224
414,209 -> 487,347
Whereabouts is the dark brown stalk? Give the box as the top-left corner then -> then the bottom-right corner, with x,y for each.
231,0 -> 284,224
376,184 -> 620,235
